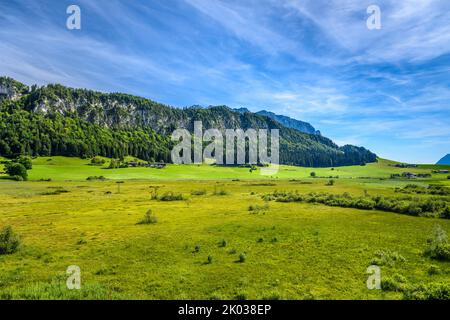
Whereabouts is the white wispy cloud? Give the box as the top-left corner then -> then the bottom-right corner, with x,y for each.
282,0 -> 450,63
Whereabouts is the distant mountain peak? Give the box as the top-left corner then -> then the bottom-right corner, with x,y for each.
255,110 -> 320,135
234,107 -> 250,114
437,154 -> 450,165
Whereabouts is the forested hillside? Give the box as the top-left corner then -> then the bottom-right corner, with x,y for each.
0,77 -> 377,167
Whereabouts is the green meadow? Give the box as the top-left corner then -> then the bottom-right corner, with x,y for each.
2,156 -> 447,181
0,157 -> 449,299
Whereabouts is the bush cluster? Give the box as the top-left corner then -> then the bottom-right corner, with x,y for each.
159,192 -> 183,201
263,191 -> 450,219
395,184 -> 450,196
381,271 -> 450,300
90,157 -> 106,166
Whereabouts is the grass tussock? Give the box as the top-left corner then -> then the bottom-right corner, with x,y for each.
248,202 -> 269,213
136,209 -> 158,225
213,187 -> 229,196
370,250 -> 406,266
191,189 -> 207,196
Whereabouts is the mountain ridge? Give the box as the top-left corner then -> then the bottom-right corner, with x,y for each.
0,76 -> 377,167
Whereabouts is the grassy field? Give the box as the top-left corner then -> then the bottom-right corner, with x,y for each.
1,156 -> 449,182
0,157 -> 449,299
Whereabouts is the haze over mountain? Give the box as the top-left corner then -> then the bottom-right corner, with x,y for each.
0,77 -> 376,167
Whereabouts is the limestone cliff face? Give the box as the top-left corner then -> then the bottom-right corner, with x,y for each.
0,77 -> 27,101
22,84 -> 284,136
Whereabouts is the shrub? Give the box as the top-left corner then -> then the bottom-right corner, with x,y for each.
238,253 -> 246,263
11,175 -> 24,181
219,239 -> 227,247
191,189 -> 206,196
403,283 -> 450,300
353,198 -> 376,210
207,255 -> 213,264
406,203 -> 423,216
441,206 -> 450,219
234,293 -> 248,300
381,274 -> 408,292
90,157 -> 106,166
310,172 -> 316,177
213,186 -> 229,196
263,191 -> 450,219
86,176 -> 106,181
159,192 -> 183,201
5,162 -> 28,181
427,244 -> 450,261
17,156 -> 32,170
371,250 -> 405,266
326,179 -> 335,186
424,225 -> 450,261
0,226 -> 21,254
248,203 -> 269,213
150,186 -> 159,200
427,265 -> 441,275
107,159 -> 126,169
136,209 -> 158,225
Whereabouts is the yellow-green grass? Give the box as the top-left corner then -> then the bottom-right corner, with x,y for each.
0,177 -> 449,299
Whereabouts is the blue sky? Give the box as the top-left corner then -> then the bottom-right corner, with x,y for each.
1,0 -> 449,163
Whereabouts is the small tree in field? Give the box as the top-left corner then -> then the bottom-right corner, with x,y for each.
310,172 -> 316,178
0,226 -> 21,254
5,162 -> 28,181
